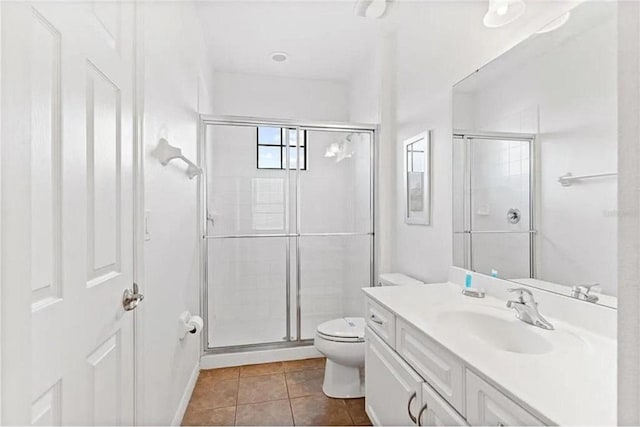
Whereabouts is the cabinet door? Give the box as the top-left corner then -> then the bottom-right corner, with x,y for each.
466,370 -> 545,426
418,383 -> 468,426
365,327 -> 423,426
396,318 -> 465,414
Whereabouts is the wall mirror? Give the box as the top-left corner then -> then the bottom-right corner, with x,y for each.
404,131 -> 431,225
452,2 -> 617,308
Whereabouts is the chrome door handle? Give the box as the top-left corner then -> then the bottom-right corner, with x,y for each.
123,283 -> 144,311
407,392 -> 417,424
417,402 -> 429,426
370,314 -> 384,325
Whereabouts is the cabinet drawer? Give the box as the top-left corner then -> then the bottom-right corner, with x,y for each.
418,383 -> 468,426
396,318 -> 465,414
365,298 -> 396,347
466,370 -> 545,426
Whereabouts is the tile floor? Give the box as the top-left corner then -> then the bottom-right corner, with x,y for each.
182,358 -> 372,426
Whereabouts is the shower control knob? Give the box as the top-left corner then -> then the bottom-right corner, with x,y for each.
507,208 -> 521,224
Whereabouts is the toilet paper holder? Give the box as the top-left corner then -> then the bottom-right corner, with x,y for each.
179,311 -> 203,340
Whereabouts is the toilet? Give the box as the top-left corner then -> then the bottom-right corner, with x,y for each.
314,273 -> 424,398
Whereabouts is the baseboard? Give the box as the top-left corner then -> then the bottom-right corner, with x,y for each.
171,362 -> 200,426
200,344 -> 322,369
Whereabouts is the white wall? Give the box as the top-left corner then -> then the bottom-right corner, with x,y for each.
139,2 -> 214,424
617,2 -> 640,423
210,71 -> 348,122
388,1 -> 582,284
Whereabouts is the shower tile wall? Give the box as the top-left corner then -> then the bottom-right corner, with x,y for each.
470,139 -> 531,278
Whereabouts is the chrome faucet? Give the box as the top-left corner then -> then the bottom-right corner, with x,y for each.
570,284 -> 599,303
506,288 -> 554,330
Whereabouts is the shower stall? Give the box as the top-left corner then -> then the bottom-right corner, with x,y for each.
452,131 -> 536,279
199,117 -> 375,353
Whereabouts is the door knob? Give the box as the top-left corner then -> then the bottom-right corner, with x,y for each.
123,283 -> 144,311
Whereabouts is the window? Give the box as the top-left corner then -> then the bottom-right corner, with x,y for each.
257,127 -> 307,170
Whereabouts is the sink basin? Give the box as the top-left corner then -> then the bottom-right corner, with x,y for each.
436,310 -> 554,355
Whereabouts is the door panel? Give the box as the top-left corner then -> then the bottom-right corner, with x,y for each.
2,2 -> 136,424
298,130 -> 371,235
298,235 -> 371,339
365,327 -> 423,426
207,237 -> 289,348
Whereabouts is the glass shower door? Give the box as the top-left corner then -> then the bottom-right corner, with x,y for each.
205,124 -> 292,349
468,137 -> 533,279
297,129 -> 373,339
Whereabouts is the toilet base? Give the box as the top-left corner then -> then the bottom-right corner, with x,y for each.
322,359 -> 364,399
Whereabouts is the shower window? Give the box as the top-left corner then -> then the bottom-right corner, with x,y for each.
257,127 -> 307,170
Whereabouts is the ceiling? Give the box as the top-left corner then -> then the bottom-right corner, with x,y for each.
196,1 -> 387,81
195,0 -> 582,86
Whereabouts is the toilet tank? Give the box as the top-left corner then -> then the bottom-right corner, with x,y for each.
377,273 -> 424,287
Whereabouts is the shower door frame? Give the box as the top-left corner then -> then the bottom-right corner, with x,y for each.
452,130 -> 537,278
199,115 -> 377,355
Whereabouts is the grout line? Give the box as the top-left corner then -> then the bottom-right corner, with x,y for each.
283,366 -> 296,426
233,371 -> 240,426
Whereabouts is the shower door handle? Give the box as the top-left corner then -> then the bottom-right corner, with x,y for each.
206,212 -> 215,226
123,283 -> 144,311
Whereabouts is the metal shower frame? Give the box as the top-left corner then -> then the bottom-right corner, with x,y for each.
198,115 -> 377,355
452,130 -> 537,279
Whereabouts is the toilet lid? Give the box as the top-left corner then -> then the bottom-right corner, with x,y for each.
317,317 -> 365,340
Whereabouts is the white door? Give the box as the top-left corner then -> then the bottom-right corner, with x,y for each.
1,1 -> 137,425
365,327 -> 423,426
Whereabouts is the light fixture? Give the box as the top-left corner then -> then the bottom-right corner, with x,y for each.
354,0 -> 389,19
324,135 -> 355,162
483,0 -> 526,28
270,51 -> 288,63
536,12 -> 570,34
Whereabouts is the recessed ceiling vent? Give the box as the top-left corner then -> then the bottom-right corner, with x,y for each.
270,52 -> 289,63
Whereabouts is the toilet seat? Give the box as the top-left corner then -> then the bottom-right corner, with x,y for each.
316,317 -> 365,343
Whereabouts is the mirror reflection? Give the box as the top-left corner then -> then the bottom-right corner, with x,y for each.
452,2 -> 617,308
404,132 -> 431,225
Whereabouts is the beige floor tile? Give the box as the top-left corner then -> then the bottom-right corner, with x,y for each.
200,367 -> 240,383
237,373 -> 288,404
235,399 -> 293,426
182,406 -> 236,426
239,362 -> 284,377
189,378 -> 239,411
290,395 -> 354,426
285,368 -> 325,398
345,398 -> 371,426
283,357 -> 326,372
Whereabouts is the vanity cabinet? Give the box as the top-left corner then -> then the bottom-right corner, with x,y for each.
396,318 -> 465,413
365,327 -> 422,426
364,296 -> 546,427
419,382 -> 468,426
465,370 -> 544,426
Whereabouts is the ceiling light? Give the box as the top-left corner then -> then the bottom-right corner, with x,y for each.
270,52 -> 288,63
354,0 -> 389,19
483,0 -> 525,28
536,12 -> 571,34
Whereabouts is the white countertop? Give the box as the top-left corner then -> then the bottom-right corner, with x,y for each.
363,282 -> 617,426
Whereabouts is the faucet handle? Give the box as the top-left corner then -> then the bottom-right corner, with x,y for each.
571,284 -> 600,302
573,283 -> 599,293
507,287 -> 534,304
